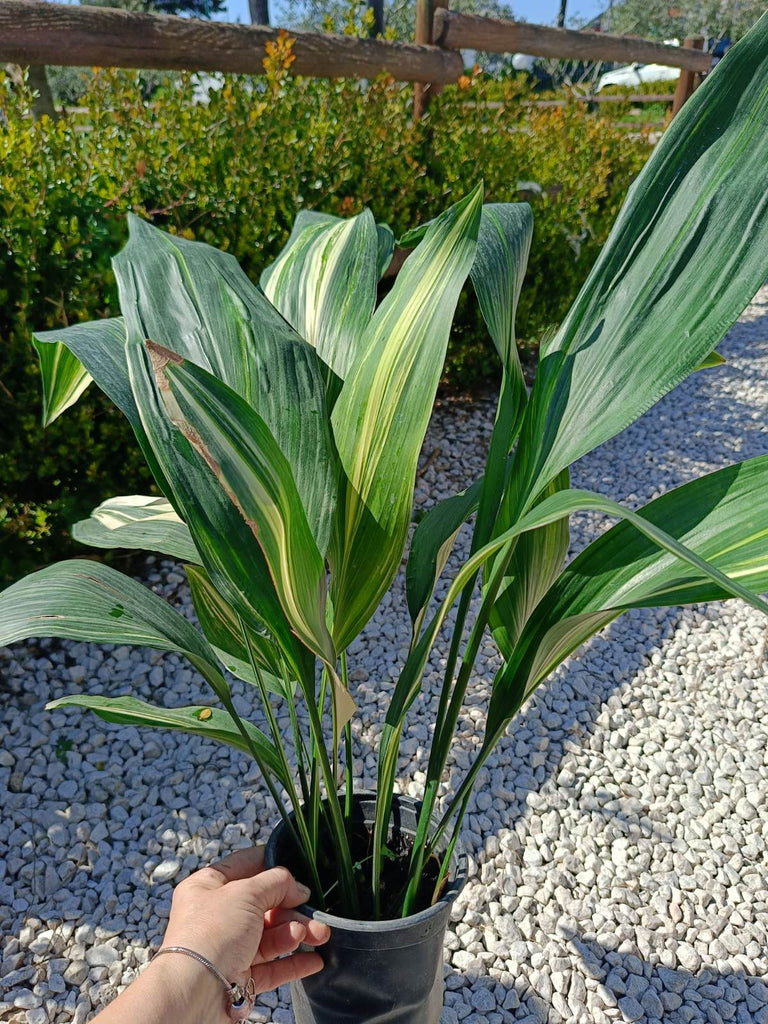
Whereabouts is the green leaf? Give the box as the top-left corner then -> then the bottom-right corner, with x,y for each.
72,495 -> 200,564
488,457 -> 768,736
330,185 -> 483,649
186,564 -> 294,699
261,209 -> 380,383
388,481 -> 768,743
470,203 -> 532,381
489,469 -> 571,660
33,317 -> 133,422
114,214 -> 336,557
150,344 -> 335,666
505,18 -> 768,519
33,338 -> 92,427
695,350 -> 726,370
464,203 -> 535,589
35,307 -> 304,677
32,316 -> 179,502
45,694 -> 283,774
406,477 -> 483,638
0,560 -> 229,699
376,224 -> 395,278
85,220 -> 318,680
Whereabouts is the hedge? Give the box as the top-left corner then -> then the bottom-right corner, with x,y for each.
0,59 -> 651,582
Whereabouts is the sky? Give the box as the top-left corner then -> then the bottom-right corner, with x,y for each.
220,0 -> 608,29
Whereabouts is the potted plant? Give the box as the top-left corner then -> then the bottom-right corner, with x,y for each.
3,18 -> 768,1023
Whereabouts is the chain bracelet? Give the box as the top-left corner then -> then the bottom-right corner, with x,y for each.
153,945 -> 257,1021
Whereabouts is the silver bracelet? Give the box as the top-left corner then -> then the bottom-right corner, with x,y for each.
153,945 -> 256,1021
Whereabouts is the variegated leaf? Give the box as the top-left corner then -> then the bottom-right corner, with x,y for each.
115,214 -> 336,557
186,564 -> 294,698
488,469 -> 571,659
150,344 -> 335,667
0,560 -> 231,701
330,185 -> 483,650
406,477 -> 483,640
46,694 -> 283,774
261,209 -> 380,383
503,18 -> 768,523
33,338 -> 92,427
72,495 -> 199,564
488,456 -> 768,737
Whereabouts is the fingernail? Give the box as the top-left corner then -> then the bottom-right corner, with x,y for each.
289,921 -> 307,940
297,883 -> 312,901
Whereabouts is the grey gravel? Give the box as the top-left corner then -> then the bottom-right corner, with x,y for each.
1,290 -> 767,1023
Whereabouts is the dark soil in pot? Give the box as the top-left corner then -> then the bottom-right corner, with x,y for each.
273,796 -> 444,919
265,792 -> 468,1024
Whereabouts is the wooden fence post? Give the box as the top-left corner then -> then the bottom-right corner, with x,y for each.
413,0 -> 449,120
26,63 -> 58,120
672,36 -> 705,116
413,0 -> 432,120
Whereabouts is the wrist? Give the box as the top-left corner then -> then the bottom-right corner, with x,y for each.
145,949 -> 229,1022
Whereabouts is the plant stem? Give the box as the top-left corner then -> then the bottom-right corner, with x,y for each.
430,789 -> 470,905
197,662 -> 314,897
303,669 -> 360,916
426,725 -> 506,860
340,651 -> 354,822
401,376 -> 522,915
240,625 -> 324,902
284,665 -> 311,809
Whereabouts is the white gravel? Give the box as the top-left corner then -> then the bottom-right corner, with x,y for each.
1,287 -> 767,1024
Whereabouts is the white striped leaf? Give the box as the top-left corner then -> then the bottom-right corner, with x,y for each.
150,343 -> 335,666
33,317 -> 132,420
91,221 -> 320,680
261,209 -> 380,382
503,17 -> 768,524
383,480 -> 768,753
405,203 -> 533,641
376,224 -> 395,278
36,306 -> 305,677
72,495 -> 199,564
32,317 -> 179,502
128,335 -> 311,682
33,338 -> 92,427
114,214 -> 336,557
488,455 -> 768,737
46,694 -> 282,774
470,202 -> 532,382
330,185 -> 483,650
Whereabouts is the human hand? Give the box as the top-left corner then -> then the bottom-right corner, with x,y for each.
161,846 -> 329,999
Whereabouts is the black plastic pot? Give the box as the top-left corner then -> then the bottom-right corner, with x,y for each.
264,792 -> 467,1024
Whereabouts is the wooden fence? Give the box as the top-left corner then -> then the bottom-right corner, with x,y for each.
0,0 -> 710,117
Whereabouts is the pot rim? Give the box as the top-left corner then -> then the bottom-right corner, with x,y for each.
265,791 -> 467,933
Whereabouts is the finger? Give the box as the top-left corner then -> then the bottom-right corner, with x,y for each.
243,865 -> 312,912
264,908 -> 331,946
257,921 -> 307,963
205,846 -> 266,885
251,952 -> 324,993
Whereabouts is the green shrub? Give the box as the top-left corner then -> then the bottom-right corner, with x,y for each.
0,61 -> 650,581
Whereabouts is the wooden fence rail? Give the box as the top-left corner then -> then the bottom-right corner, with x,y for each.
1,0 -> 712,86
432,10 -> 711,72
0,0 -> 462,84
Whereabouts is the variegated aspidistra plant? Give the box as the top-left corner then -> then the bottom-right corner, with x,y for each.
3,18 -> 768,920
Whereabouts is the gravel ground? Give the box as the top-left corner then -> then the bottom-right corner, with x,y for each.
1,287 -> 767,1024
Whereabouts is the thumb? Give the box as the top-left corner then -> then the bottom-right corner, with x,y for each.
244,865 -> 313,912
